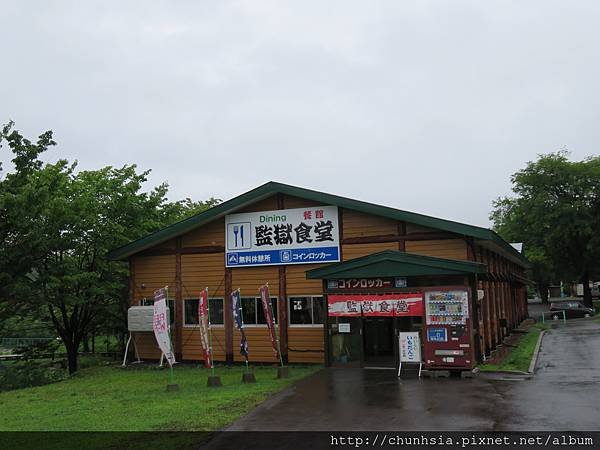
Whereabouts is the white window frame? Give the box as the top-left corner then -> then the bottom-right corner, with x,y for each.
239,296 -> 278,327
182,297 -> 225,328
288,295 -> 325,328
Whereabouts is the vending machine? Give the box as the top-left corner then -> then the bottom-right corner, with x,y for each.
423,288 -> 474,370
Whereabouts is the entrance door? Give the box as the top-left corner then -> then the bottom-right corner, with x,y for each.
329,317 -> 363,367
363,317 -> 395,367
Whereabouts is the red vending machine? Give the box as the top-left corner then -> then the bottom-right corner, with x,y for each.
423,287 -> 474,370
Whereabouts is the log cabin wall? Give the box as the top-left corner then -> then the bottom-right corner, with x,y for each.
128,195 -> 528,364
130,254 -> 176,359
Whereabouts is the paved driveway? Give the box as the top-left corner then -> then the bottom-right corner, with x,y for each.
229,319 -> 600,431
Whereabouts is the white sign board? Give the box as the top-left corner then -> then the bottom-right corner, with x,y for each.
338,323 -> 351,333
399,332 -> 421,363
127,306 -> 163,332
225,206 -> 340,267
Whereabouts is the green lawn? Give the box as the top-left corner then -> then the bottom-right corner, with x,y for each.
0,364 -> 321,432
479,327 -> 542,372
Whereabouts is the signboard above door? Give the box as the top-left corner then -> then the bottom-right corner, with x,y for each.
225,206 -> 340,267
326,277 -> 408,290
328,293 -> 424,317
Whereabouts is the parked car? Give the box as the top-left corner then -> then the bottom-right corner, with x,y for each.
549,301 -> 595,320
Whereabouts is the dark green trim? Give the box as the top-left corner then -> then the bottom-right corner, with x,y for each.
107,181 -> 528,266
305,250 -> 487,279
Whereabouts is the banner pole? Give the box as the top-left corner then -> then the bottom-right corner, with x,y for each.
269,296 -> 284,368
237,288 -> 249,373
166,286 -> 175,385
206,287 -> 215,377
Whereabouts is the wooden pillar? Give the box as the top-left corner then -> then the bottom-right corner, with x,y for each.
469,274 -> 482,362
509,282 -> 516,329
322,279 -> 331,367
174,237 -> 183,361
492,254 -> 498,340
469,242 -> 484,359
129,257 -> 136,306
478,279 -> 487,356
339,208 -> 345,261
276,192 -> 289,364
398,222 -> 406,252
502,281 -> 509,332
465,237 -> 475,261
278,266 -> 289,364
500,282 -> 506,339
490,281 -> 497,345
224,267 -> 233,365
485,281 -> 492,354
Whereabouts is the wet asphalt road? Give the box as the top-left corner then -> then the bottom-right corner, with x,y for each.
228,319 -> 600,431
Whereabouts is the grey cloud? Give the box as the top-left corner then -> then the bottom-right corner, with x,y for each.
2,1 -> 599,227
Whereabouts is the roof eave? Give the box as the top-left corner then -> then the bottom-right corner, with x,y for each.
305,251 -> 487,280
107,181 -> 529,267
106,182 -> 278,260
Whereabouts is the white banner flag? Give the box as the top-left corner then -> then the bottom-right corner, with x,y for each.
153,288 -> 176,367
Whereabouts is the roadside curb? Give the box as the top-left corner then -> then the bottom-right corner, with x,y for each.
479,369 -> 530,376
477,328 -> 545,379
528,329 -> 546,374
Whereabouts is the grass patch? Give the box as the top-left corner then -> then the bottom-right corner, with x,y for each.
0,364 -> 321,432
479,328 -> 541,373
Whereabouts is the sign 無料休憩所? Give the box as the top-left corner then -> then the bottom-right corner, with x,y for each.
225,206 -> 340,267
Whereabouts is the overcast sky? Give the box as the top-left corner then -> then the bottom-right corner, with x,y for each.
2,1 -> 599,227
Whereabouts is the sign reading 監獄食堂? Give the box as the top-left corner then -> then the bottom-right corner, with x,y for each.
225,206 -> 340,267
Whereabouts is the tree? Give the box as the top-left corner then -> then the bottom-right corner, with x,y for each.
491,152 -> 600,307
0,122 -> 221,373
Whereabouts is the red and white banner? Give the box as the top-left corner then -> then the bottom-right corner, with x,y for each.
198,288 -> 212,368
153,287 -> 176,366
259,284 -> 279,359
328,293 -> 423,317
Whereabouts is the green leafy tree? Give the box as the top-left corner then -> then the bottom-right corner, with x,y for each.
491,152 -> 600,307
1,122 -> 221,373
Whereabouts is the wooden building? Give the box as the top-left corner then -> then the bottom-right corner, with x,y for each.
108,182 -> 529,369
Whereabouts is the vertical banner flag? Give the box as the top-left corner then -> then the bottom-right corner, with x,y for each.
198,288 -> 212,369
259,284 -> 279,358
231,290 -> 249,358
153,288 -> 175,366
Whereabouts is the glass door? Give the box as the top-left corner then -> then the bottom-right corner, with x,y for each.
329,317 -> 363,366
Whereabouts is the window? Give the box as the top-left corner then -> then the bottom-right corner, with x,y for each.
183,298 -> 224,326
289,296 -> 324,326
240,297 -> 278,326
209,298 -> 224,325
140,298 -> 175,324
257,298 -> 278,325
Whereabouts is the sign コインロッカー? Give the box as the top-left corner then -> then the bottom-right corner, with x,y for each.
225,206 -> 340,267
330,278 -> 394,289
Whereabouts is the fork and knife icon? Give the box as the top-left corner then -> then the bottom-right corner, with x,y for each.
233,225 -> 244,247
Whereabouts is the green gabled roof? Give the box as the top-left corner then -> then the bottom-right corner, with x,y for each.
107,181 -> 528,266
305,250 -> 487,279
